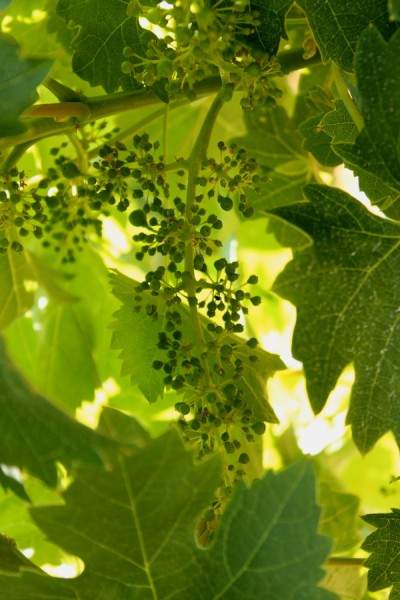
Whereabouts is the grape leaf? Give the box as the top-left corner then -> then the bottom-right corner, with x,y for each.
319,483 -> 360,552
299,114 -> 342,167
245,0 -> 295,55
333,28 -> 400,214
110,270 -> 283,422
0,251 -> 35,330
0,338 -> 111,486
0,467 -> 30,503
0,533 -> 41,574
36,303 -> 102,410
362,508 -> 400,597
0,34 -> 52,137
297,0 -> 397,72
0,430 -> 334,599
56,0 -> 159,94
318,100 -> 358,145
272,184 -> 400,453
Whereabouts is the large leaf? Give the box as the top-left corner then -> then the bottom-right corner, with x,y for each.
245,0 -> 295,55
297,0 -> 397,72
56,0 -> 158,93
272,184 -> 400,453
110,270 -> 283,421
362,508 -> 400,597
0,429 -> 334,599
0,338 -> 110,486
333,28 -> 400,215
0,34 -> 51,137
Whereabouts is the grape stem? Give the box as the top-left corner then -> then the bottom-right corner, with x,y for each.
183,91 -> 226,388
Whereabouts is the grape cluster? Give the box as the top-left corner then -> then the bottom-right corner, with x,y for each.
123,0 -> 282,109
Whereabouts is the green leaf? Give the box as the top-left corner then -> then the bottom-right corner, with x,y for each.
0,533 -> 41,574
36,303 -> 101,410
299,114 -> 342,167
272,184 -> 400,453
0,251 -> 35,330
0,1 -> 12,10
0,338 -> 110,486
318,100 -> 358,145
0,467 -> 30,503
297,0 -> 397,72
0,437 -> 334,599
183,460 -> 335,600
0,34 -> 52,137
333,29 -> 400,213
319,483 -> 360,552
389,0 -> 400,21
110,270 -> 283,421
110,270 -> 167,403
245,0 -> 295,55
56,0 -> 158,93
362,508 -> 400,596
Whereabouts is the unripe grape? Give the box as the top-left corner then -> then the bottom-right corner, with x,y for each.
129,209 -> 147,227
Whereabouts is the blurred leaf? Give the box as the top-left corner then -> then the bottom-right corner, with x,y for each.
0,467 -> 30,503
297,0 -> 396,72
362,508 -> 400,596
0,533 -> 41,574
36,303 -> 101,410
0,0 -> 12,9
0,34 -> 52,137
0,251 -> 35,330
319,483 -> 360,552
389,0 -> 400,21
0,338 -> 110,487
321,564 -> 367,600
272,184 -> 400,453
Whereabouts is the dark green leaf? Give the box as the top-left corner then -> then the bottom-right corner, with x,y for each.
182,460 -> 335,600
56,0 -> 158,93
362,508 -> 400,596
297,0 -> 397,72
0,34 -> 52,137
0,533 -> 41,574
0,467 -> 30,503
0,338 -> 110,486
246,0 -> 295,55
333,28 -> 400,214
272,184 -> 400,453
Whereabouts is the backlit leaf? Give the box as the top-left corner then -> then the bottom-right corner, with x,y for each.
272,184 -> 400,452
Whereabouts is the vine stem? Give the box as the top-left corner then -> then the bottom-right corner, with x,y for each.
0,48 -> 321,151
326,557 -> 365,567
183,91 -> 225,388
331,62 -> 364,132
